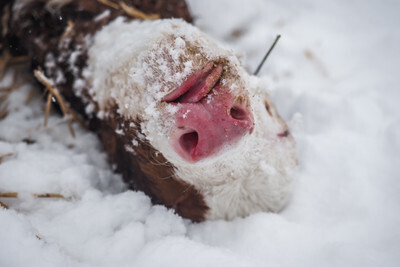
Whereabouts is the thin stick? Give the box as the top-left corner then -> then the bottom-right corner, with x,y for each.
33,193 -> 66,198
0,192 -> 67,199
0,153 -> 14,163
0,52 -> 11,74
49,90 -> 75,137
0,70 -> 18,92
60,20 -> 75,42
33,69 -> 76,137
0,104 -> 8,120
253,35 -> 281,76
98,0 -> 120,9
0,192 -> 17,197
24,88 -> 37,105
0,51 -> 29,77
44,92 -> 52,126
119,2 -> 160,20
8,56 -> 29,65
0,69 -> 7,81
0,71 -> 31,121
0,200 -> 8,209
64,104 -> 87,130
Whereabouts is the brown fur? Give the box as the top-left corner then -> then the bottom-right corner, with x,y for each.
2,0 -> 209,221
92,107 -> 209,222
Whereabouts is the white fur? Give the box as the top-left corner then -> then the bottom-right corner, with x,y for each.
171,83 -> 298,220
87,18 -> 298,220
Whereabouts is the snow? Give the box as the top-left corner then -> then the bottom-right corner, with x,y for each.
1,0 -> 400,266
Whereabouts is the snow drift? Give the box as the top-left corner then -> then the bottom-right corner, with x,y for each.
1,0 -> 399,266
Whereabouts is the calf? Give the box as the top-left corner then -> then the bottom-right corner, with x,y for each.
1,0 -> 298,221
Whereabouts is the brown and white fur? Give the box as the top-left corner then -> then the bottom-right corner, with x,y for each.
1,0 -> 298,221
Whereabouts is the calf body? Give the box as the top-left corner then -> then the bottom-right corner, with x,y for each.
1,0 -> 298,221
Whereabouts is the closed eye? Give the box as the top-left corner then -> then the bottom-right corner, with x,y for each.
264,100 -> 272,116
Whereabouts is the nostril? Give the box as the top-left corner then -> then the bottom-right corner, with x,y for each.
179,131 -> 199,157
230,107 -> 248,121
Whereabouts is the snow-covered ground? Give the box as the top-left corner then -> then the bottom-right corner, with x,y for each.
1,0 -> 399,266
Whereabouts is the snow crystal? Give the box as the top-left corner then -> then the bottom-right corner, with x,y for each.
115,128 -> 124,135
96,110 -> 105,119
124,144 -> 135,153
132,139 -> 139,146
68,50 -> 82,76
55,69 -> 66,84
174,36 -> 186,48
85,102 -> 95,114
73,78 -> 86,97
182,109 -> 191,119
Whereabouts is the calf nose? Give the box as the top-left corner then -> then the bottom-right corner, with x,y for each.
166,63 -> 254,162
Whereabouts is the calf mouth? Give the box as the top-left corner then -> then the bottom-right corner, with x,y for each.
163,62 -> 254,163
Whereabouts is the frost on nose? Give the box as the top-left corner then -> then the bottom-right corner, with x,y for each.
165,63 -> 254,162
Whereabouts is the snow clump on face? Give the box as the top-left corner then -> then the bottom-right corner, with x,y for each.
87,18 -> 245,136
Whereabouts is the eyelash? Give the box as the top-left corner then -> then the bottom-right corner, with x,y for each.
264,100 -> 272,116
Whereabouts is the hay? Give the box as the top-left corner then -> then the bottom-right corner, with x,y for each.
0,153 -> 14,164
0,192 -> 69,199
0,200 -> 8,209
96,0 -> 160,20
0,191 -> 70,211
0,52 -> 30,120
97,0 -> 120,9
33,68 -> 87,137
59,20 -> 75,42
119,2 -> 160,20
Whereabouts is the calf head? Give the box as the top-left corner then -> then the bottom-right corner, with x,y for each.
86,18 -> 298,221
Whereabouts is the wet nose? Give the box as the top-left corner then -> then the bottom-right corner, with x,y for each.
166,63 -> 254,162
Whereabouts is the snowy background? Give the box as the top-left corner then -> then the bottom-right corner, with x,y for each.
1,0 -> 400,266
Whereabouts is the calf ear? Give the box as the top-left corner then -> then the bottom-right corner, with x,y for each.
173,187 -> 209,222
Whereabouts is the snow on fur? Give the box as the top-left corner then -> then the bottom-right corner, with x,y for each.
87,17 -> 297,219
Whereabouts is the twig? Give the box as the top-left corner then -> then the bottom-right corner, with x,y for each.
0,192 -> 70,211
0,153 -> 14,163
44,92 -> 52,126
119,2 -> 160,20
33,193 -> 66,198
0,69 -> 6,82
0,104 -> 7,120
304,49 -> 329,77
97,0 -> 120,9
96,0 -> 160,20
0,192 -> 68,199
65,104 -> 87,130
0,51 -> 29,78
0,200 -> 8,209
0,192 -> 17,197
1,3 -> 10,37
253,35 -> 281,76
60,20 -> 75,42
1,67 -> 30,120
0,69 -> 18,93
0,51 -> 11,75
24,88 -> 37,105
8,56 -> 29,65
34,68 -> 77,137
